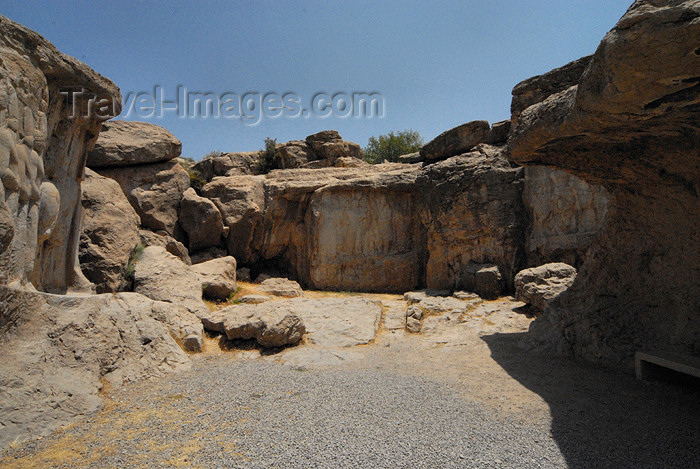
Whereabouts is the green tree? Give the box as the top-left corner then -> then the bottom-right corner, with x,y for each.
254,137 -> 279,174
362,129 -> 423,164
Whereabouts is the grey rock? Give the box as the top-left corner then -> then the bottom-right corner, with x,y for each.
259,277 -> 304,298
419,120 -> 491,161
178,187 -> 226,253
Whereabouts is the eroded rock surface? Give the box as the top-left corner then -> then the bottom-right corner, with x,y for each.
0,286 -> 191,449
0,15 -> 120,293
509,0 -> 700,367
86,120 -> 182,168
79,169 -> 141,293
192,256 -> 237,300
97,160 -> 190,239
515,263 -> 577,312
178,187 -> 226,253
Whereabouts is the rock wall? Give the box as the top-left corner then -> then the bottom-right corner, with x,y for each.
0,15 -> 121,293
509,0 -> 700,368
523,166 -> 608,267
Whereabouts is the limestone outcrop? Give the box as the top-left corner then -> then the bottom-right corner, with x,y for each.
509,0 -> 700,367
0,15 -> 121,293
79,169 -> 141,293
0,286 -> 191,449
192,256 -> 237,300
86,120 -> 182,168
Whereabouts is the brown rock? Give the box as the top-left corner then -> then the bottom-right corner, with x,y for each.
178,188 -> 226,252
87,121 -> 181,168
514,263 -> 577,311
259,277 -> 304,298
79,169 -> 141,293
508,0 -> 700,368
192,151 -> 259,180
132,246 -> 208,317
192,256 -> 237,300
419,120 -> 490,161
97,160 -> 190,238
276,140 -> 316,168
510,55 -> 591,120
305,130 -> 362,162
0,15 -> 121,293
138,230 -> 191,265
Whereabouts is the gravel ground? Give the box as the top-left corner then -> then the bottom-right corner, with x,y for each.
1,296 -> 698,468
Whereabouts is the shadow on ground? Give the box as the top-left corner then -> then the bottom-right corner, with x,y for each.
482,332 -> 700,469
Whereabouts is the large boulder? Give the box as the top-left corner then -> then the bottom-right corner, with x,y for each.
508,0 -> 700,368
0,15 -> 121,293
79,169 -> 141,293
276,140 -> 316,169
201,302 -> 305,348
97,160 -> 190,238
132,246 -> 208,317
178,187 -> 227,252
0,286 -> 191,449
419,120 -> 491,161
514,263 -> 577,311
191,256 -> 237,300
86,120 -> 182,168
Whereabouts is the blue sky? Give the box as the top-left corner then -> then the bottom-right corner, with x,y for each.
1,1 -> 631,159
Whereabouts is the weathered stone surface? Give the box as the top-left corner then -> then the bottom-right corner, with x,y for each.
509,1 -> 700,368
397,152 -> 423,164
523,166 -> 608,267
403,290 -> 450,305
415,296 -> 468,316
178,188 -> 226,252
190,247 -> 227,265
132,246 -> 208,317
238,294 -> 271,304
515,263 -> 577,311
86,120 -> 181,168
192,151 -> 259,181
0,14 -> 120,293
419,120 -> 490,161
259,277 -> 304,298
138,229 -> 191,265
201,302 -> 305,348
288,298 -> 382,347
277,140 -> 316,169
97,160 -> 190,238
79,169 -> 141,293
459,263 -> 504,300
0,286 -> 190,449
305,130 -> 362,162
191,256 -> 237,300
510,55 -> 591,120
487,120 -> 511,145
306,166 -> 425,291
236,267 -> 251,282
418,145 -> 526,294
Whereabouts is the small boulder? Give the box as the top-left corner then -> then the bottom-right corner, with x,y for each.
139,230 -> 191,265
201,303 -> 305,348
87,120 -> 182,168
514,263 -> 577,311
236,267 -> 251,282
191,256 -> 237,300
305,130 -> 362,162
460,263 -> 504,300
258,278 -> 304,298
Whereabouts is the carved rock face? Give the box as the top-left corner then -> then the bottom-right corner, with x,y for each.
0,14 -> 120,292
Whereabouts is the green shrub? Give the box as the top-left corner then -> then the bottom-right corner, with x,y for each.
124,243 -> 146,280
254,138 -> 279,174
362,129 -> 423,164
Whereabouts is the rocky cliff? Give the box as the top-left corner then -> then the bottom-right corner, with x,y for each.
509,0 -> 700,367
